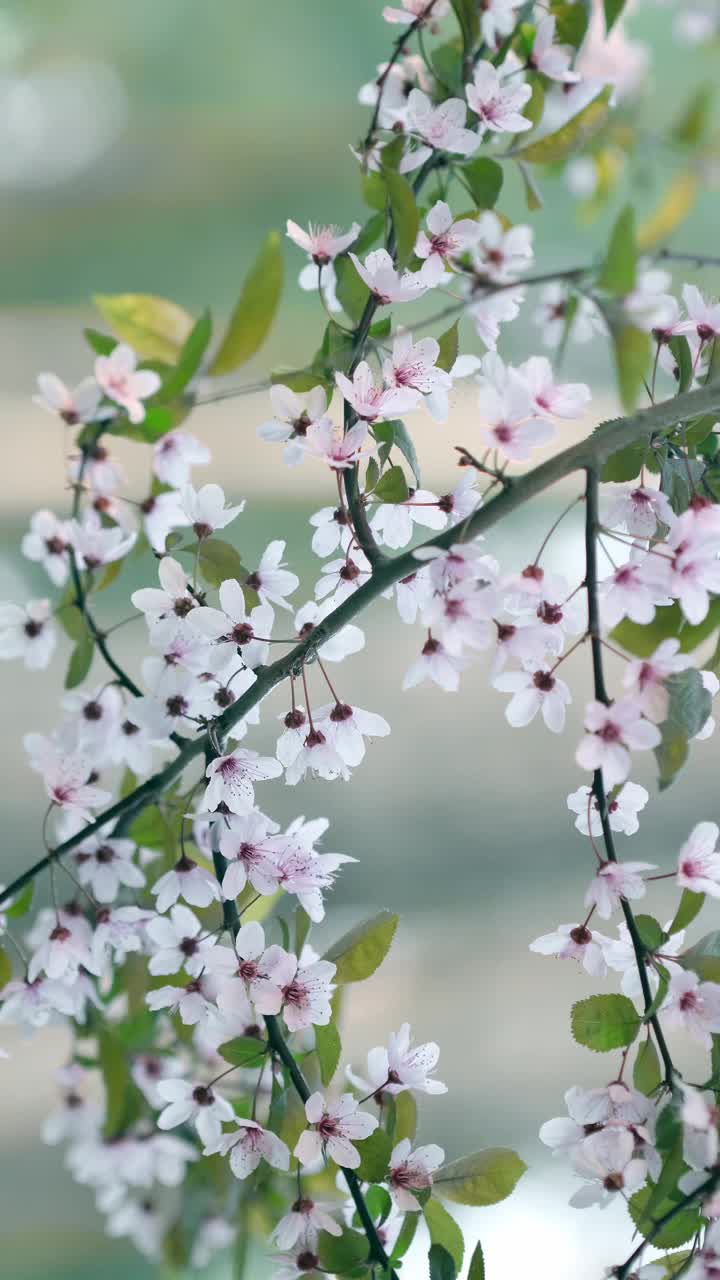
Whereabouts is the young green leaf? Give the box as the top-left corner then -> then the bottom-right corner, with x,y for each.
209,232 -> 283,375
373,465 -> 410,504
218,1036 -> 267,1068
434,1149 -> 527,1206
94,293 -> 194,362
571,994 -> 641,1052
515,87 -> 612,165
681,930 -> 720,983
315,1022 -> 342,1086
158,309 -> 212,400
5,880 -> 34,920
334,255 -> 372,325
603,0 -> 627,32
611,324 -> 651,413
671,87 -> 713,146
0,946 -> 12,991
196,538 -> 246,588
611,599 -> 720,658
425,1201 -> 464,1271
668,889 -> 704,936
467,1240 -> 486,1280
599,206 -> 637,296
429,1244 -> 457,1280
354,1127 -> 393,1182
65,622 -> 94,690
323,909 -> 400,983
463,157 -> 503,209
633,1037 -> 661,1096
382,167 -> 419,268
436,321 -> 459,373
317,1228 -> 369,1276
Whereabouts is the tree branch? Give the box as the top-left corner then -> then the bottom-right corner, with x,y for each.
584,468 -> 675,1086
5,378 -> 720,909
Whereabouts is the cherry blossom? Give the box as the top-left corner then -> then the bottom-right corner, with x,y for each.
189,581 -> 274,670
403,636 -> 467,692
382,0 -> 450,23
72,834 -> 145,903
569,1128 -> 647,1209
534,284 -> 604,348
152,430 -> 211,487
529,16 -> 580,83
27,907 -> 99,983
206,1120 -> 290,1177
477,374 -> 555,462
517,356 -> 591,419
622,638 -> 691,721
471,212 -> 533,284
382,332 -> 453,420
151,855 -> 222,914
304,419 -> 376,467
263,951 -> 336,1032
599,554 -> 669,630
69,510 -> 136,570
271,834 -> 354,922
310,702 -> 391,768
643,513 -> 720,625
0,599 -> 57,670
603,921 -> 684,1000
180,482 -> 245,539
272,1199 -> 342,1250
415,201 -> 480,284
466,61 -> 532,137
95,344 -> 161,423
245,541 -> 300,611
335,362 -> 421,423
406,89 -> 479,155
584,859 -> 657,919
680,1085 -> 720,1171
29,739 -> 111,818
357,56 -> 430,130
365,1023 -> 446,1096
576,698 -> 661,787
480,0 -> 517,46
203,747 -> 283,815
683,283 -> 720,344
214,921 -> 288,1014
286,220 -> 360,264
258,384 -> 332,466
349,250 -> 430,305
371,492 -> 446,550
677,822 -> 720,896
21,510 -> 72,586
34,373 -> 103,424
530,922 -> 610,977
315,550 -> 372,608
146,972 -> 219,1026
294,1092 -> 378,1169
493,664 -> 571,733
146,904 -> 217,977
215,811 -> 281,899
388,1139 -> 445,1210
92,905 -> 151,970
599,483 -> 671,535
567,781 -> 649,837
663,969 -> 720,1049
156,1078 -> 234,1146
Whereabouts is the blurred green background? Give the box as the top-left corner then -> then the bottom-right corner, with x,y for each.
2,2 -> 720,1277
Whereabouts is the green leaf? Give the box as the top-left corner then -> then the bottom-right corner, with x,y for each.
633,1037 -> 661,1096
94,293 -> 194,362
571,994 -> 641,1052
682,930 -> 720,983
515,87 -> 612,164
318,1228 -> 369,1276
107,404 -> 177,443
382,167 -> 419,269
83,328 -> 116,356
65,622 -> 94,690
98,1029 -> 144,1139
315,1021 -> 342,1086
324,909 -> 400,984
373,420 -> 422,487
434,1149 -> 527,1206
425,1201 -> 464,1271
550,1 -> 589,47
393,1090 -> 418,1145
467,1240 -> 486,1280
374,465 -> 410,504
360,1186 -> 392,1227
196,538 -> 246,588
517,161 -> 543,213
629,1184 -> 702,1249
601,441 -> 645,482
209,232 -> 283,374
355,1127 -> 393,1183
436,320 -> 459,373
604,0 -> 627,32
431,41 -> 464,95
463,157 -> 503,209
668,336 -> 693,395
655,668 -> 712,790
669,889 -> 704,936
158,308 -> 212,400
390,1212 -> 418,1263
218,1036 -> 267,1068
612,599 -> 720,657
429,1244 -> 456,1280
612,324 -> 651,413
450,0 -> 479,47
335,255 -> 372,325
599,205 -> 637,296
128,804 -> 169,851
0,946 -> 12,991
5,881 -> 34,920
671,85 -> 713,145
635,915 -> 664,952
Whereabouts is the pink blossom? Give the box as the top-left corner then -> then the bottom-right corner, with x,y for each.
34,373 -> 103,424
294,1092 -> 378,1170
493,664 -> 571,733
530,16 -> 579,83
286,220 -> 360,264
349,250 -> 430,305
94,344 -> 161,424
206,1120 -> 290,1177
623,638 -> 691,721
388,1139 -> 445,1210
152,430 -> 210,488
663,970 -> 720,1049
466,61 -> 532,137
530,922 -> 610,977
576,698 -> 661,787
567,781 -> 649,837
583,859 -> 656,919
603,485 -> 674,538
304,418 -> 376,467
415,201 -> 480,284
406,89 -> 479,155
203,748 -> 283,816
677,822 -> 720,896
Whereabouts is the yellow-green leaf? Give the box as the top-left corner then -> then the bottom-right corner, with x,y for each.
434,1149 -> 527,1207
324,910 -> 399,984
638,174 -> 698,251
209,232 -> 283,375
599,205 -> 637,295
571,994 -> 641,1052
515,87 -> 612,165
612,324 -> 651,412
0,946 -> 12,991
94,293 -> 194,362
425,1200 -> 464,1271
382,167 -> 419,269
